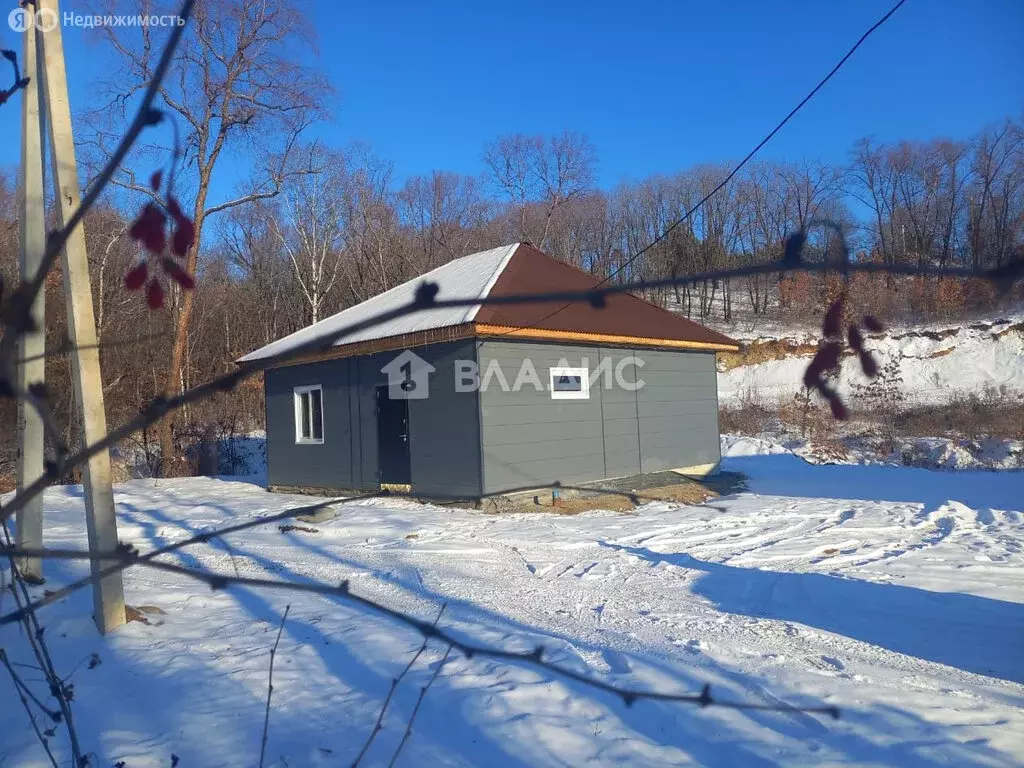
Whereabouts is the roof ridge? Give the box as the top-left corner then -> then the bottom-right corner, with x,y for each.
467,242 -> 520,322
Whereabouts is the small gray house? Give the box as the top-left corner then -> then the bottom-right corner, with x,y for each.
239,243 -> 739,499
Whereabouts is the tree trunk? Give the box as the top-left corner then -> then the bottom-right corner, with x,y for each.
157,205 -> 207,475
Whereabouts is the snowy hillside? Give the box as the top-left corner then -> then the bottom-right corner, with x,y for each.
717,315 -> 1024,407
2,444 -> 1023,766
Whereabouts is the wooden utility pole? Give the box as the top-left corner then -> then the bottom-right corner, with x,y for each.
15,15 -> 47,583
15,0 -> 126,633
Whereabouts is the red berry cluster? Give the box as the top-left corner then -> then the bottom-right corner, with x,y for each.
125,170 -> 196,309
803,296 -> 884,420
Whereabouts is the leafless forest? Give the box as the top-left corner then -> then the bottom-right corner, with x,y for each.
0,0 -> 1021,480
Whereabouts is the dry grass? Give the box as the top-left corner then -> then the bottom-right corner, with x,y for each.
522,481 -> 716,515
125,605 -> 167,625
717,321 -> 1022,372
865,391 -> 1024,441
722,383 -> 1024,449
992,320 -> 1024,340
719,387 -> 779,435
717,339 -> 819,372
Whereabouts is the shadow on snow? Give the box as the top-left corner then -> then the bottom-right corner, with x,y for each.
722,453 -> 1024,512
598,541 -> 1024,685
6,473 -> 1021,767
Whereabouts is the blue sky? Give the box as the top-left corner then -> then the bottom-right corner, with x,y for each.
1,0 -> 1022,196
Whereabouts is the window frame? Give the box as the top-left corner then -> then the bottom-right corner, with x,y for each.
293,384 -> 325,444
549,366 -> 590,400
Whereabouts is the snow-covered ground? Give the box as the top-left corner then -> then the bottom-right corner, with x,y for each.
718,315 -> 1024,407
722,433 -> 1024,471
2,447 -> 1024,767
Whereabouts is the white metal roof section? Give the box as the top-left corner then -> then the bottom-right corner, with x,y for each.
238,243 -> 520,362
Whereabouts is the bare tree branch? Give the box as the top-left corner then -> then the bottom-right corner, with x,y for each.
1,525 -> 84,765
0,650 -> 61,768
9,0 -> 198,317
258,604 -> 290,768
388,642 -> 454,768
352,603 -> 448,768
0,537 -> 841,718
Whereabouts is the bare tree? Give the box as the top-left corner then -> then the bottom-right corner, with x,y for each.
218,200 -> 298,346
85,0 -> 330,472
970,120 -> 1024,270
334,145 -> 404,305
736,163 -> 790,314
272,149 -> 348,325
397,171 -> 494,271
483,131 -> 597,250
849,138 -> 903,265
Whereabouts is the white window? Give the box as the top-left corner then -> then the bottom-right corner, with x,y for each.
549,366 -> 589,400
293,385 -> 324,444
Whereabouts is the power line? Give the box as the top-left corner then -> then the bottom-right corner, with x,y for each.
504,0 -> 909,335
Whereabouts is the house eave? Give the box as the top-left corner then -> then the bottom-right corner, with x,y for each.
472,324 -> 741,352
259,322 -> 740,369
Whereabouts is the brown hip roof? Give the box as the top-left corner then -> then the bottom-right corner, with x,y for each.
475,244 -> 738,348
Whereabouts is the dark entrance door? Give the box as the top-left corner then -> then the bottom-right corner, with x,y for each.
376,386 -> 411,485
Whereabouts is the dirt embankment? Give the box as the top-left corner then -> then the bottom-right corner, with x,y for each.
718,340 -> 818,371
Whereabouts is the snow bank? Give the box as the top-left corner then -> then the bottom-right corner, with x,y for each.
218,431 -> 267,479
718,316 -> 1024,407
719,434 -> 790,457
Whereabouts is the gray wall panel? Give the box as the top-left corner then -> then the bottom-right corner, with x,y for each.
406,340 -> 482,497
484,453 -> 607,493
602,417 -> 641,438
482,402 -> 607,424
356,356 -> 381,489
264,341 -> 482,496
601,402 -> 638,420
486,438 -> 605,463
637,400 -> 717,418
266,338 -> 721,498
265,359 -> 358,490
482,419 -> 604,446
636,373 -> 715,388
600,343 -> 642,478
601,348 -> 641,481
635,350 -> 721,473
479,341 -> 606,493
478,341 -> 720,493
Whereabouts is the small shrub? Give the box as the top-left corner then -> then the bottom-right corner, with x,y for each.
807,438 -> 849,464
852,356 -> 905,451
780,382 -> 842,441
720,388 -> 775,435
897,387 -> 1024,440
